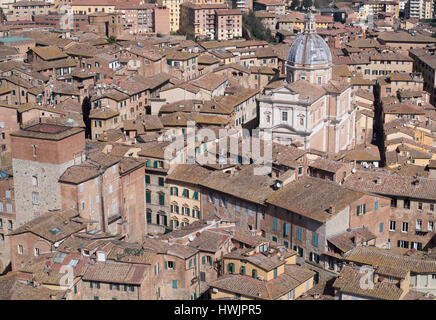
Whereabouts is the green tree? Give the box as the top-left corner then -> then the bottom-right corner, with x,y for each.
242,11 -> 276,43
107,36 -> 117,44
290,0 -> 300,10
302,0 -> 313,10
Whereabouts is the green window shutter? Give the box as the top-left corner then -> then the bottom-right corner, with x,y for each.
240,266 -> 245,275
146,192 -> 151,204
312,233 -> 318,247
159,194 -> 164,206
297,227 -> 302,241
228,263 -> 234,273
379,223 -> 384,233
145,175 -> 150,184
272,218 -> 278,231
357,205 -> 361,216
146,211 -> 151,223
374,201 -> 379,211
202,256 -> 206,264
170,187 -> 173,195
273,268 -> 277,279
193,191 -> 198,200
284,223 -> 289,236
154,161 -> 158,168
146,160 -> 150,167
252,269 -> 257,279
172,280 -> 177,289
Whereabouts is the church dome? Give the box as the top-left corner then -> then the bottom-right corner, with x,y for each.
287,14 -> 332,66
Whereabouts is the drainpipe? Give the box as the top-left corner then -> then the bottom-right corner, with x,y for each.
98,166 -> 107,233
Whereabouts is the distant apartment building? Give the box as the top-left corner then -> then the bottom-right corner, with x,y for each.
215,9 -> 242,41
231,0 -> 252,12
7,1 -> 54,22
72,0 -> 116,15
156,0 -> 183,32
404,0 -> 432,19
115,2 -> 170,35
180,3 -> 242,41
253,0 -> 285,14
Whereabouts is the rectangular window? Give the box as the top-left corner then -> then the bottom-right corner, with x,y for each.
32,192 -> 39,205
183,189 -> 189,198
296,227 -> 302,241
193,191 -> 199,200
146,191 -> 151,204
357,204 -> 366,216
158,177 -> 164,186
282,111 -> 288,122
390,220 -> 396,231
374,201 -> 379,211
398,240 -> 409,249
146,211 -> 152,224
312,233 -> 318,247
283,223 -> 289,236
402,222 -> 408,233
172,280 -> 178,289
159,194 -> 164,206
379,223 -> 384,233
416,219 -> 422,230
272,218 -> 278,231
32,176 -> 38,187
429,221 -> 434,231
145,175 -> 150,184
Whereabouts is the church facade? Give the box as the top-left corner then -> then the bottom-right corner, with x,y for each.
258,14 -> 356,154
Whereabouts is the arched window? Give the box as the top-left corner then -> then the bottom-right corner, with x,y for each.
228,263 -> 235,274
183,205 -> 190,216
252,269 -> 257,279
240,266 -> 246,275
